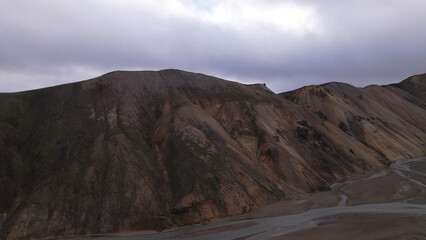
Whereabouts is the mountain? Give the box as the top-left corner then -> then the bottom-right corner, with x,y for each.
389,73 -> 426,103
0,70 -> 425,239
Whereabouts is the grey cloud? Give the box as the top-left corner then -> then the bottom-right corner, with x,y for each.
0,0 -> 425,93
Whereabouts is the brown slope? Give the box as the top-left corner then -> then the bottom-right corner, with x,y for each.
0,70 -> 424,239
389,73 -> 426,103
280,79 -> 426,161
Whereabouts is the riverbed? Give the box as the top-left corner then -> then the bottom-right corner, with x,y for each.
90,157 -> 426,240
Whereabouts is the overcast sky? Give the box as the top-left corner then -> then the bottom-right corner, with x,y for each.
1,0 -> 425,93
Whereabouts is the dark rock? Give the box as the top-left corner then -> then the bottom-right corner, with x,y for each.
339,122 -> 348,132
296,127 -> 309,139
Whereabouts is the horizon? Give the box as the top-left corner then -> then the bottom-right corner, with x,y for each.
0,68 -> 422,94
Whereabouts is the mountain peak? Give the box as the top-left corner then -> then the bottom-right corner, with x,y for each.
389,73 -> 426,102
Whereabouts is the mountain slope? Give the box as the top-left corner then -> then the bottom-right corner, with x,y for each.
389,73 -> 426,103
0,70 -> 425,239
280,77 -> 426,161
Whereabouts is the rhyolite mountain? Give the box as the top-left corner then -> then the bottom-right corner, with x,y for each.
0,70 -> 425,239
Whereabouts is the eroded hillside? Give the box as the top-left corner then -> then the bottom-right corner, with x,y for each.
0,70 -> 425,239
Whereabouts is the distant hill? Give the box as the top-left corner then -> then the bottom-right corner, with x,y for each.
1,70 -> 425,239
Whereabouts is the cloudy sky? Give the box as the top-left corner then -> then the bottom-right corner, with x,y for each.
1,0 -> 425,93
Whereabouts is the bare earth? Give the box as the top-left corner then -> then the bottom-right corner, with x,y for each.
271,213 -> 426,240
70,157 -> 426,240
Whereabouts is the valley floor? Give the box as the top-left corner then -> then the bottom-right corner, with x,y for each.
69,157 -> 426,240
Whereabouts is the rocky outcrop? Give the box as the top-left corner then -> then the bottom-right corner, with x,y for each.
0,70 -> 425,239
